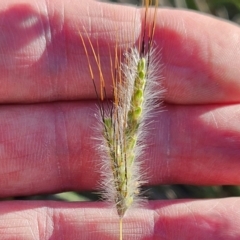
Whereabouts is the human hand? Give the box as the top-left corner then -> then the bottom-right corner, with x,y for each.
0,0 -> 240,239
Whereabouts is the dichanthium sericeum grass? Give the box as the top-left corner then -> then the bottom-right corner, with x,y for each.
80,0 -> 165,239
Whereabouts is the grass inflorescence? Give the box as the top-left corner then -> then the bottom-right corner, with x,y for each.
80,0 -> 164,239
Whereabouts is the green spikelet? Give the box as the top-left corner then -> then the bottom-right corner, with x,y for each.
79,2 -> 160,239
103,56 -> 147,217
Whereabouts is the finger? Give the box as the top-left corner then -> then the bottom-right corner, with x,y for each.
0,0 -> 137,103
0,102 -> 240,198
0,198 -> 240,239
0,1 -> 240,103
150,103 -> 240,186
155,10 -> 240,104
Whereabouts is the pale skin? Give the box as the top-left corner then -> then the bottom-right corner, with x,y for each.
0,0 -> 240,239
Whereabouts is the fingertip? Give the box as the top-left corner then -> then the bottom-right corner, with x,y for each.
154,9 -> 240,104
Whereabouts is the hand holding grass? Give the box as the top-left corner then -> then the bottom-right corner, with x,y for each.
0,0 -> 240,239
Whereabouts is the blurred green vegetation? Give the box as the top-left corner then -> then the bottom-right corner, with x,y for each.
10,0 -> 240,202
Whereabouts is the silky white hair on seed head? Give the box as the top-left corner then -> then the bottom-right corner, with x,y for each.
79,1 -> 163,239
